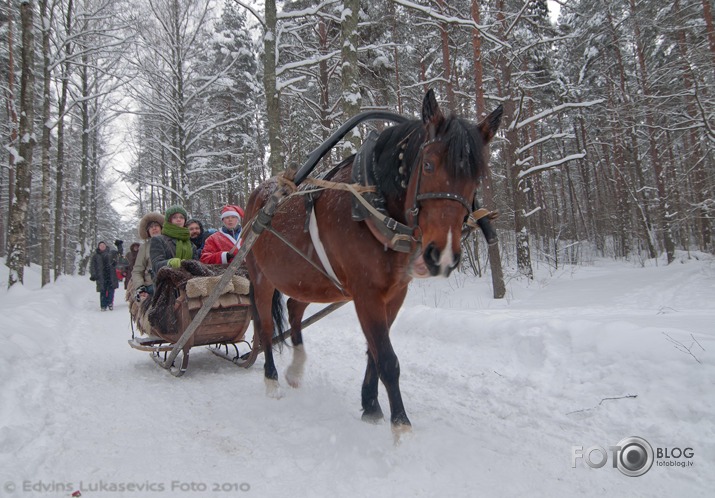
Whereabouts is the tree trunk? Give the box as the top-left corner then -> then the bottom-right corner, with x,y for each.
471,0 -> 505,297
172,0 -> 188,202
676,0 -> 712,251
263,0 -> 283,175
77,42 -> 91,274
341,0 -> 361,156
91,105 -> 98,244
3,0 -> 18,258
54,0 -> 73,280
629,0 -> 675,264
39,0 -> 53,286
438,0 -> 454,111
6,0 -> 35,288
389,1 -> 403,114
496,0 -> 533,279
606,7 -> 657,259
318,17 -> 332,168
702,0 -> 715,78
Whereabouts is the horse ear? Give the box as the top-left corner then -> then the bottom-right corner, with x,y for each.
422,89 -> 444,136
477,105 -> 503,143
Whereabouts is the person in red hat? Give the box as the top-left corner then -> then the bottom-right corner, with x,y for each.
200,204 -> 245,265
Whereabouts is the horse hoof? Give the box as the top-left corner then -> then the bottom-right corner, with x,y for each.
265,378 -> 284,399
285,372 -> 302,388
361,405 -> 384,424
391,423 -> 413,445
361,412 -> 384,425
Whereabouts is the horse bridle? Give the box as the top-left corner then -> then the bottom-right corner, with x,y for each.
405,137 -> 475,230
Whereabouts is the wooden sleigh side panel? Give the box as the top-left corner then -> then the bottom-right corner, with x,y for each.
172,290 -> 253,349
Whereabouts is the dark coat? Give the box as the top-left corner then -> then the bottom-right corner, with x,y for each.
150,234 -> 197,277
89,248 -> 119,292
192,231 -> 212,252
126,243 -> 140,275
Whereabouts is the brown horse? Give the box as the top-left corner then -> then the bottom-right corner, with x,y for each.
244,90 -> 502,433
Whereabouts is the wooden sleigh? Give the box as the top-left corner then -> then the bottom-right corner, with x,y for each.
127,270 -> 260,376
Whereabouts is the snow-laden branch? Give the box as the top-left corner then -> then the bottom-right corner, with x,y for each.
278,0 -> 340,19
389,0 -> 510,49
185,112 -> 254,150
187,176 -> 241,197
523,206 -> 542,218
516,133 -> 575,155
505,1 -> 530,37
515,100 -> 605,130
517,153 -> 586,179
693,81 -> 715,143
277,75 -> 307,92
276,43 -> 397,77
133,180 -> 183,200
277,50 -> 341,76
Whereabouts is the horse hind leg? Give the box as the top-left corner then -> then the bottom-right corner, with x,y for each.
250,284 -> 283,397
285,298 -> 309,388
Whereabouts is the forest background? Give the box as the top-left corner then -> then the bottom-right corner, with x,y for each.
1,0 -> 714,291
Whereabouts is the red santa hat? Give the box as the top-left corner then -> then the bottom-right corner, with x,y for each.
220,204 -> 244,223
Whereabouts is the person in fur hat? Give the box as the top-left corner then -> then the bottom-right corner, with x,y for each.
200,204 -> 245,265
89,241 -> 119,310
130,212 -> 164,300
150,205 -> 197,276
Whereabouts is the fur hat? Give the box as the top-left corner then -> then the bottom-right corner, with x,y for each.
165,205 -> 189,223
220,205 -> 244,223
137,212 -> 164,240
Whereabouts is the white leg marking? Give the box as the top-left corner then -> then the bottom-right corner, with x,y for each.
285,344 -> 307,388
265,377 -> 284,399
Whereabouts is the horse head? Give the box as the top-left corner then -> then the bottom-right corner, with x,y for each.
405,90 -> 502,278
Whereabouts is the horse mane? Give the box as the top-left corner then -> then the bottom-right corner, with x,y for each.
371,114 -> 489,199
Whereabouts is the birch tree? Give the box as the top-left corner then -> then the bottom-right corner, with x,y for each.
6,0 -> 34,287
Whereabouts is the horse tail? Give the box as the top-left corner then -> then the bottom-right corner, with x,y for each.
271,289 -> 287,346
248,283 -> 286,349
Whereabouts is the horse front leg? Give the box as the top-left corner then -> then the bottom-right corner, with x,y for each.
354,299 -> 411,433
285,298 -> 309,388
361,351 -> 384,423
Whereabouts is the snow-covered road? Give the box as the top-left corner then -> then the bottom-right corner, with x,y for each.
2,253 -> 713,497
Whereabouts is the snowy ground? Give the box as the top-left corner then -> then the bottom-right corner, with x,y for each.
1,252 -> 713,497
